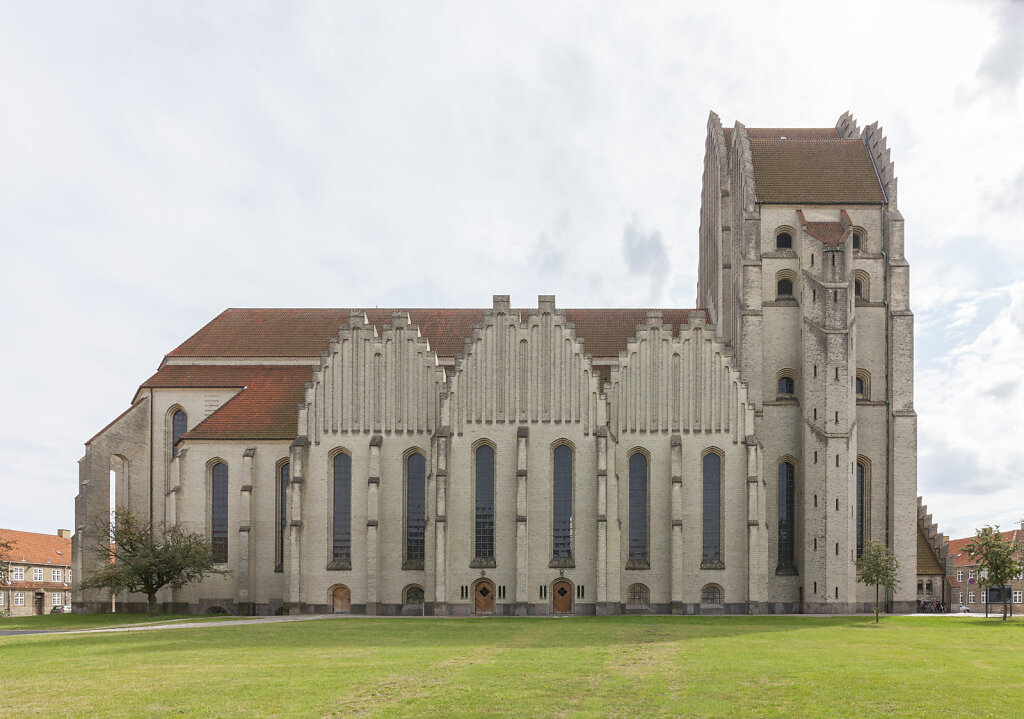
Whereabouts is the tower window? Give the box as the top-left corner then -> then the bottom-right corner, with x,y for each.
777,376 -> 795,395
852,233 -> 861,250
854,280 -> 863,298
776,232 -> 792,249
777,279 -> 794,298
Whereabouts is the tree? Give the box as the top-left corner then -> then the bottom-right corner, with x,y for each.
0,535 -> 15,585
80,507 -> 228,616
963,526 -> 1023,621
857,539 -> 900,623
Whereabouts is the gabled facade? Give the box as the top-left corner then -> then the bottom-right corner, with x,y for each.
1,528 -> 73,616
74,111 -> 918,615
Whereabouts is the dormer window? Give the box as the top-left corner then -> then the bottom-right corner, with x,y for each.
776,232 -> 793,250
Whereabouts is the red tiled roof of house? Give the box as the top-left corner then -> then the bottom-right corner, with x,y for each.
721,127 -> 885,205
0,529 -> 71,566
140,365 -> 313,441
165,308 -> 710,362
949,528 -> 1023,567
947,576 -> 961,589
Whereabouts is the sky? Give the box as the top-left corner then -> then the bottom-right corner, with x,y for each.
0,1 -> 1021,540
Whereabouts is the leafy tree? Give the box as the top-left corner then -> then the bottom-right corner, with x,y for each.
0,535 -> 15,585
856,539 -> 900,623
81,507 -> 227,616
964,526 -> 1023,621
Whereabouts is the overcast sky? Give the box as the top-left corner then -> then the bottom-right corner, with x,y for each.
1,1 -> 1021,540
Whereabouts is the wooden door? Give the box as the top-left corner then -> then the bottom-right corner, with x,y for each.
552,580 -> 573,614
35,593 -> 44,615
474,581 -> 494,614
332,585 -> 350,613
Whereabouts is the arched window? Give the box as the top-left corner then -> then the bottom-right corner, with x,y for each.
211,462 -> 228,563
333,453 -> 352,564
172,409 -> 187,457
856,461 -> 866,558
701,584 -> 723,604
854,280 -> 863,298
777,279 -> 793,298
628,452 -> 649,567
406,452 -> 426,566
702,452 -> 722,567
276,462 -> 289,570
626,583 -> 650,611
856,370 -> 870,401
855,377 -> 864,397
552,444 -> 573,560
852,232 -> 862,250
777,462 -> 795,572
474,444 -> 495,562
777,376 -> 795,395
404,584 -> 425,605
776,232 -> 792,249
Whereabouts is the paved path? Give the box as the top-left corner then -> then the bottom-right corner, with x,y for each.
0,613 -> 342,637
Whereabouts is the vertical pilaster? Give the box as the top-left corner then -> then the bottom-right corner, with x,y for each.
287,437 -> 307,613
515,426 -> 529,615
367,435 -> 382,614
237,448 -> 254,613
595,428 -> 608,612
434,428 -> 449,612
670,434 -> 683,613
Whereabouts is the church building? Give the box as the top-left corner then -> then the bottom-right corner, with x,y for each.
74,111 -> 918,615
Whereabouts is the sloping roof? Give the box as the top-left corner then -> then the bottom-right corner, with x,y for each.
142,365 -> 313,440
0,529 -> 71,566
166,308 -> 710,361
949,528 -> 1023,567
721,126 -> 885,205
917,528 -> 945,575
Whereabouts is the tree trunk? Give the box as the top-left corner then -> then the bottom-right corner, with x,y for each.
875,584 -> 879,623
148,592 -> 158,616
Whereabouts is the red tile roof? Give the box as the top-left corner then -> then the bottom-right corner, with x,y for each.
0,529 -> 71,567
166,308 -> 710,362
721,127 -> 885,205
949,528 -> 1023,567
140,366 -> 313,441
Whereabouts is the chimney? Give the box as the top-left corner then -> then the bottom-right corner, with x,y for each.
57,529 -> 71,539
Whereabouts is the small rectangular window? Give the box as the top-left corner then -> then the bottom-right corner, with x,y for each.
33,568 -> 43,581
1014,591 -> 1022,604
982,591 -> 987,604
12,567 -> 24,581
969,591 -> 975,603
0,593 -> 4,606
14,592 -> 25,606
956,570 -> 962,582
52,569 -> 62,583
52,592 -> 62,606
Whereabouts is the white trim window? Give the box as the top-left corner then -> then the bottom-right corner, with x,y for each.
959,592 -> 963,604
0,592 -> 4,606
51,592 -> 62,606
968,591 -> 975,603
969,570 -> 976,580
14,592 -> 25,606
52,569 -> 62,583
12,566 -> 24,581
33,568 -> 43,581
956,570 -> 963,582
1014,591 -> 1023,604
981,591 -> 987,604
67,570 -> 72,584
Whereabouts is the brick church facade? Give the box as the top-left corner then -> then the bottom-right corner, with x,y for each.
74,112 -> 919,615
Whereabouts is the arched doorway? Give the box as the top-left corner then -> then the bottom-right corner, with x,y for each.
552,579 -> 573,614
474,579 -> 495,614
331,585 -> 351,614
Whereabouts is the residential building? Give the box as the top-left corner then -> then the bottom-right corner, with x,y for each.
1,529 -> 72,616
950,524 -> 1024,613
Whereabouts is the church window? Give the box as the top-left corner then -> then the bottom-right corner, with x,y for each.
276,461 -> 289,570
856,377 -> 864,397
404,585 -> 425,605
333,453 -> 352,563
777,376 -> 795,396
701,451 -> 722,567
474,444 -> 495,561
776,232 -> 792,249
854,280 -> 863,298
211,462 -> 228,563
852,233 -> 861,250
552,444 -> 573,560
777,279 -> 793,298
171,409 -> 187,457
701,584 -> 723,604
626,583 -> 650,611
856,370 -> 870,402
628,451 -> 649,566
777,462 -> 795,572
406,452 -> 426,565
856,460 -> 867,558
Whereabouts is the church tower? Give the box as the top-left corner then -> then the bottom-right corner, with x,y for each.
697,111 -> 917,613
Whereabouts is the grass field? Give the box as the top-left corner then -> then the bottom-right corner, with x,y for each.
2,615 -> 1022,718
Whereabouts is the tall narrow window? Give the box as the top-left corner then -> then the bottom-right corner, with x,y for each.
474,444 -> 495,562
172,410 -> 187,457
777,462 -> 795,573
211,462 -> 228,563
552,444 -> 573,560
276,462 -> 289,570
856,462 -> 865,558
406,452 -> 426,565
333,453 -> 352,564
702,452 -> 722,567
628,452 -> 648,567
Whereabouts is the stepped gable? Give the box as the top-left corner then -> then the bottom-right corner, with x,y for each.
722,125 -> 885,205
165,307 -> 710,362
141,365 -> 313,440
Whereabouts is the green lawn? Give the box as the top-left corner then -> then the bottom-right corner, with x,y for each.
0,613 -> 200,631
2,615 -> 1021,717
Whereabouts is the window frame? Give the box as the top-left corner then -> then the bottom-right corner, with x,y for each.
776,460 -> 796,574
209,460 -> 229,564
170,408 -> 187,458
51,592 -> 62,606
51,569 -> 62,583
275,459 -> 289,572
404,449 -> 427,570
626,450 -> 650,569
33,568 -> 43,582
471,442 -> 496,567
775,231 -> 793,250
329,450 -> 353,570
12,566 -> 24,582
14,592 -> 25,606
701,449 -> 724,569
700,583 -> 723,605
550,442 -> 575,567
